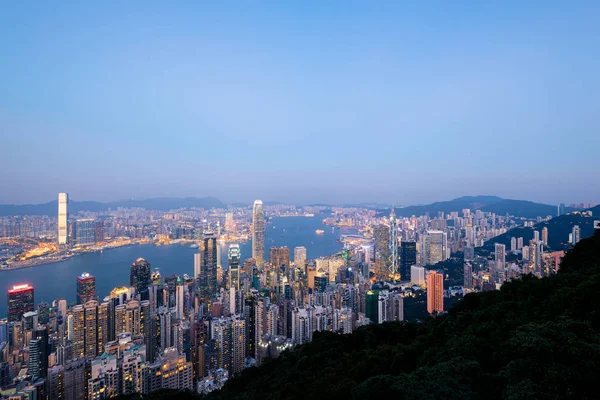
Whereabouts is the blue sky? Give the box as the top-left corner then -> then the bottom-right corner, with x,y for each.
1,1 -> 599,205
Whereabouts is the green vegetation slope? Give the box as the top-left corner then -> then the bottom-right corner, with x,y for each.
207,230 -> 600,399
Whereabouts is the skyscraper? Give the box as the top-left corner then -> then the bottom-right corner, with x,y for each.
495,243 -> 506,281
58,192 -> 68,245
542,227 -> 549,245
572,225 -> 581,245
8,284 -> 34,322
197,233 -> 218,304
269,246 -> 290,272
464,262 -> 473,289
426,270 -> 444,314
75,218 -> 95,245
252,200 -> 265,265
228,244 -> 241,291
76,272 -> 96,305
400,241 -> 417,282
294,246 -> 307,268
425,231 -> 448,266
130,258 -> 151,300
374,225 -> 390,279
389,209 -> 399,274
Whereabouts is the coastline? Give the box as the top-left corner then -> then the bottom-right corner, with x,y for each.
0,239 -> 155,271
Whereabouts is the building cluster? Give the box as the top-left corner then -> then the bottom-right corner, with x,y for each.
1,194 -> 594,398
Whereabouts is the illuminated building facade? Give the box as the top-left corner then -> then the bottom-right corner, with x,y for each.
130,258 -> 151,300
197,233 -> 218,304
228,244 -> 241,291
76,272 -> 96,305
75,218 -> 95,245
58,192 -> 68,245
252,200 -> 265,265
8,284 -> 34,322
426,270 -> 444,314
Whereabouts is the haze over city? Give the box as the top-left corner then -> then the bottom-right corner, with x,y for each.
2,2 -> 600,205
2,2 -> 600,399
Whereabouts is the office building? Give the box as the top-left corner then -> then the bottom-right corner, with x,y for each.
411,266 -> 425,286
425,231 -> 448,266
228,244 -> 241,291
252,200 -> 265,265
75,218 -> 95,245
426,270 -> 444,314
294,246 -> 307,267
269,246 -> 290,272
76,272 -> 96,305
197,233 -> 218,304
130,258 -> 151,300
58,192 -> 68,245
8,284 -> 34,322
374,224 -> 390,277
400,241 -> 417,282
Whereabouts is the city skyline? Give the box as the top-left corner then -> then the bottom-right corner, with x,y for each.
2,2 -> 600,205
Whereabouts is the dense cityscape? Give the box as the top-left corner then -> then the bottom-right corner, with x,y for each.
3,2 -> 600,399
0,193 -> 597,398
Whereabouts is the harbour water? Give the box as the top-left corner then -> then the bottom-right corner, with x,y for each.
0,215 -> 345,318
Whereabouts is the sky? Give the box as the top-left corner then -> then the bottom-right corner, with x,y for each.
1,1 -> 599,206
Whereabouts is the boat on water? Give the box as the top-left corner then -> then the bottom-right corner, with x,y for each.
190,243 -> 199,249
315,229 -> 325,235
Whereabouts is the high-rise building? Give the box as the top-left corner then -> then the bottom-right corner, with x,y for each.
8,284 -> 34,322
571,225 -> 581,245
47,365 -> 65,400
76,272 -> 96,305
252,200 -> 265,265
464,262 -> 473,289
411,266 -> 426,286
542,227 -> 549,246
130,258 -> 151,300
197,233 -> 218,304
225,212 -> 235,231
94,220 -> 105,243
400,241 -> 417,282
75,218 -> 95,245
58,192 -> 68,245
389,209 -> 399,274
495,243 -> 506,280
269,246 -> 290,272
510,237 -> 517,252
228,244 -> 241,291
28,338 -> 44,380
426,270 -> 444,314
64,358 -> 86,400
294,246 -> 307,268
425,231 -> 448,266
374,225 -> 390,277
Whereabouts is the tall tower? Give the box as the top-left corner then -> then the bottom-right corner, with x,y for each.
252,200 -> 265,265
58,193 -> 68,245
426,270 -> 444,314
228,244 -> 241,291
389,209 -> 398,275
197,233 -> 218,304
76,272 -> 96,305
8,284 -> 34,322
130,258 -> 151,300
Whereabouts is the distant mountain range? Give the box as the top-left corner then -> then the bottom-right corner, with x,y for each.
0,197 -> 226,216
0,195 -> 584,219
482,205 -> 600,251
392,195 -> 562,219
